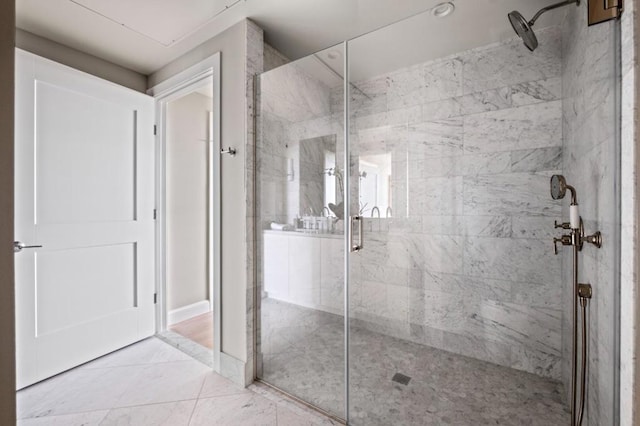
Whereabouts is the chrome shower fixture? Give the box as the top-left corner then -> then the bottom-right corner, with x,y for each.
550,174 -> 580,229
508,0 -> 580,52
550,174 -> 577,203
550,176 -> 602,426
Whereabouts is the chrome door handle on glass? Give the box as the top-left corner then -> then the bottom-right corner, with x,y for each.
350,215 -> 363,252
14,241 -> 42,253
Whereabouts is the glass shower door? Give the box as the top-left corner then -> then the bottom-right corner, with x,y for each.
255,44 -> 346,419
255,2 -> 620,424
344,4 -> 598,424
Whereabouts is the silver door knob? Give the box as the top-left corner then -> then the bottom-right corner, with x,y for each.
14,241 -> 42,253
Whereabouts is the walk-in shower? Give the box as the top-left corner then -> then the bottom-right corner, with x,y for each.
255,1 -> 621,424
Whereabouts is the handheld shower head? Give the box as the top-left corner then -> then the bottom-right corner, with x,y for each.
550,175 -> 577,205
550,174 -> 568,200
508,0 -> 580,52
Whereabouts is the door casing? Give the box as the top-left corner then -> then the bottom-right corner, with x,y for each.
148,53 -> 222,371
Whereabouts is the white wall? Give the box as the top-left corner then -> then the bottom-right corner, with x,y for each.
149,20 -> 251,367
16,29 -> 147,92
166,92 -> 211,311
0,1 -> 16,423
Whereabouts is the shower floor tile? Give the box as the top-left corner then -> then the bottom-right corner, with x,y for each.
259,298 -> 569,425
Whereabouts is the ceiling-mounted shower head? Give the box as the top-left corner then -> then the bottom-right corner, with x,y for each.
508,11 -> 538,52
508,0 -> 580,52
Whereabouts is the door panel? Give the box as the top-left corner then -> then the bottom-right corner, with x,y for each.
15,49 -> 155,389
35,80 -> 137,224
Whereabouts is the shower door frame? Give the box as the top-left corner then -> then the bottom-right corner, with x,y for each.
253,14 -> 625,425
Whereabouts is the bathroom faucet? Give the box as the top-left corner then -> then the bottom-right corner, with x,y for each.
371,206 -> 380,218
386,206 -> 392,218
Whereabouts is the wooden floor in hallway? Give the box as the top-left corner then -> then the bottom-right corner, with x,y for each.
169,312 -> 214,349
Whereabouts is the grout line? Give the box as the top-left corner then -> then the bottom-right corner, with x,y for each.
186,398 -> 198,426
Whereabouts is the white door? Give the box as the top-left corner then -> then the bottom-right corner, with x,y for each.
14,50 -> 156,389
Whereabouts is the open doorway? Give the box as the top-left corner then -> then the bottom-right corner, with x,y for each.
150,55 -> 222,368
164,83 -> 214,351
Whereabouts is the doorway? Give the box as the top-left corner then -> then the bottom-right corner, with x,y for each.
165,82 -> 214,350
150,54 -> 222,369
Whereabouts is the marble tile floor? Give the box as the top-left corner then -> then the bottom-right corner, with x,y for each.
259,298 -> 570,425
17,337 -> 338,426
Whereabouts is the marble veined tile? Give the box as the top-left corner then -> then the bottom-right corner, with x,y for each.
276,403 -> 330,426
423,57 -> 463,103
463,172 -> 562,217
387,64 -> 424,110
113,360 -> 210,407
406,119 -> 463,158
510,146 -> 562,172
190,393 -> 277,426
409,176 -> 463,216
422,98 -> 463,121
81,337 -> 192,369
463,236 -> 560,285
17,364 -> 149,419
469,299 -> 562,356
17,410 -> 108,426
464,101 -> 562,154
421,270 -> 512,302
511,77 -> 562,107
354,105 -> 421,130
100,400 -> 196,426
199,372 -> 249,398
457,87 -> 511,116
458,151 -> 513,176
462,28 -> 561,94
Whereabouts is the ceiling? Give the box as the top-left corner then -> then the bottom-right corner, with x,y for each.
16,0 -> 564,76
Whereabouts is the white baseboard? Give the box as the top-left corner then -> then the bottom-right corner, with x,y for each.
168,300 -> 211,326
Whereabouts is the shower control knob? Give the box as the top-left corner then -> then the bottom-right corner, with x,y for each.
582,231 -> 602,249
554,220 -> 571,229
553,235 -> 572,255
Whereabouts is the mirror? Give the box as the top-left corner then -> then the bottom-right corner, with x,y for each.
358,154 -> 391,217
289,135 -> 339,217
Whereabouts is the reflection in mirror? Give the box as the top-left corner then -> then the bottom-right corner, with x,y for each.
358,154 -> 391,217
290,135 -> 339,218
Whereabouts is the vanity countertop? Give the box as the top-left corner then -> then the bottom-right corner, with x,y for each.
263,229 -> 342,239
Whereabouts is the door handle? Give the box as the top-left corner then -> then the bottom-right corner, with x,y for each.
14,241 -> 43,253
350,215 -> 363,252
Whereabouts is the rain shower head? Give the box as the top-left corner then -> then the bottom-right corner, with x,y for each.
508,11 -> 538,52
508,0 -> 580,52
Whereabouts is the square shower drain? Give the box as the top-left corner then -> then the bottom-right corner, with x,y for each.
392,372 -> 411,385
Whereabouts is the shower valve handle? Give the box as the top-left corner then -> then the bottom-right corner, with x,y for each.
554,220 -> 571,229
553,235 -> 572,255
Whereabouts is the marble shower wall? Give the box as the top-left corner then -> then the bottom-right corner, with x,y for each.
562,2 -> 619,424
341,27 -> 565,380
257,30 -> 565,380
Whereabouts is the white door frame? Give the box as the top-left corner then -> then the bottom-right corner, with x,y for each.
148,53 -> 222,371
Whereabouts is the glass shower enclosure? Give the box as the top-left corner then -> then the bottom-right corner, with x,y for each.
255,2 -> 620,424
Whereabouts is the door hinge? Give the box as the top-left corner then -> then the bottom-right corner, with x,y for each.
154,293 -> 157,304
153,209 -> 157,220
153,125 -> 157,136
589,0 -> 623,25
